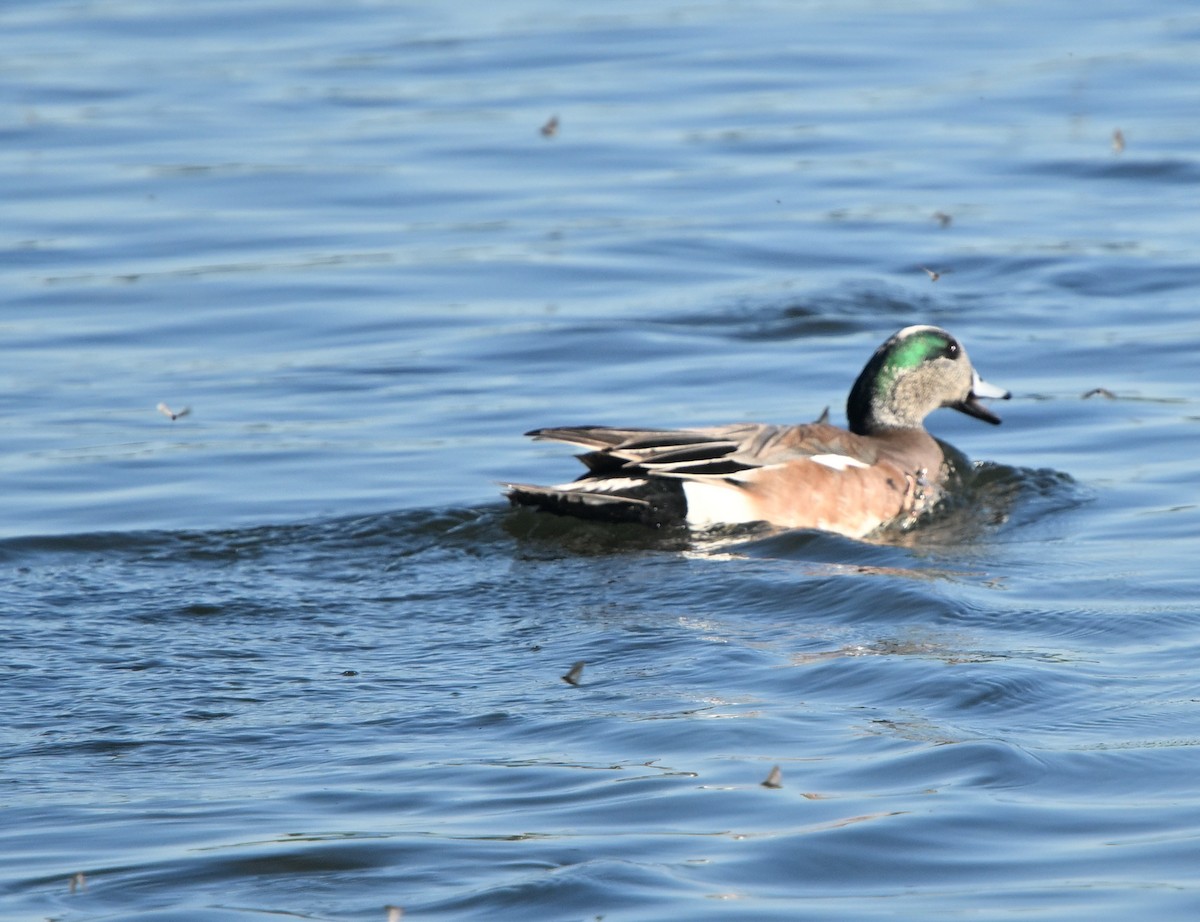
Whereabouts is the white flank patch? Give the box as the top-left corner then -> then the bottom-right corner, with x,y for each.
553,477 -> 645,493
808,453 -> 870,471
682,480 -> 761,527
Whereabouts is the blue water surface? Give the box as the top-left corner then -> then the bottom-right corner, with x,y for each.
4,1 -> 1200,919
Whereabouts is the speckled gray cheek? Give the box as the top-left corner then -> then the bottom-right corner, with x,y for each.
893,365 -> 938,407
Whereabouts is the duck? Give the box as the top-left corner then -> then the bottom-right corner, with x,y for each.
503,325 -> 1010,538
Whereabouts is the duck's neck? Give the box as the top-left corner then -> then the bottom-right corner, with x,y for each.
846,358 -> 926,435
846,362 -> 891,435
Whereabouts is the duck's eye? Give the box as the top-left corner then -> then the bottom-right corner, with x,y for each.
942,340 -> 960,359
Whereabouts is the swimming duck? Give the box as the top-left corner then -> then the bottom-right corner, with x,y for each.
504,325 -> 1010,538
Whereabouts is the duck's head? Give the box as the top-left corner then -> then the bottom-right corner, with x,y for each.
846,325 -> 1010,436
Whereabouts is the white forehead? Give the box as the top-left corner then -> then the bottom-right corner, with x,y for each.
895,324 -> 949,338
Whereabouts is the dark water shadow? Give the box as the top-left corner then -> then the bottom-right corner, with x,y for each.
0,506 -> 512,570
650,281 -> 946,344
1021,157 -> 1200,184
502,506 -> 693,557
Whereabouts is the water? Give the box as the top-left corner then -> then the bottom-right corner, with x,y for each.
4,0 -> 1200,919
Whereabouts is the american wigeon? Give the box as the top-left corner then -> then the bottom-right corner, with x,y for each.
504,325 -> 1010,538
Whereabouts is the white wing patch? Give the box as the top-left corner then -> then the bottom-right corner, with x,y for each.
552,477 -> 646,493
808,453 -> 870,471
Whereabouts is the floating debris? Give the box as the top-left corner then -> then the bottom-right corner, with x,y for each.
385,905 -> 404,922
156,402 -> 191,421
540,115 -> 559,138
761,765 -> 783,789
69,872 -> 87,893
932,211 -> 953,228
1112,128 -> 1125,155
561,661 -> 585,686
919,265 -> 942,282
1082,387 -> 1117,400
